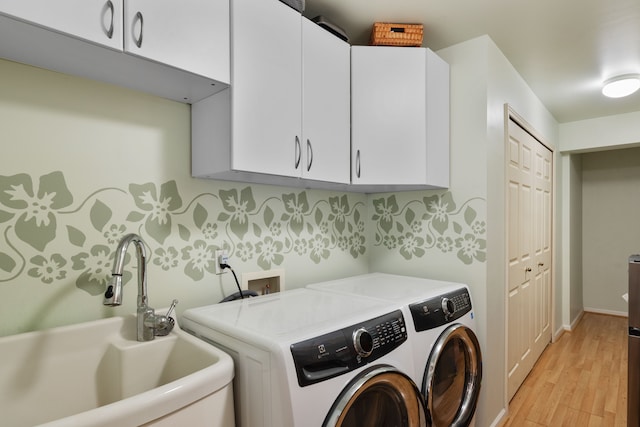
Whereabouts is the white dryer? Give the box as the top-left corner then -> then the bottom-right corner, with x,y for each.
307,273 -> 482,427
180,288 -> 427,427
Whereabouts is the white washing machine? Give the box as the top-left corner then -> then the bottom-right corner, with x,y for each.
180,288 -> 427,427
307,273 -> 482,427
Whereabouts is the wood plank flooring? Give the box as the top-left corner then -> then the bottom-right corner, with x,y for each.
501,313 -> 628,426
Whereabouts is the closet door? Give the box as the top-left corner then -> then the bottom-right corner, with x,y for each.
507,116 -> 553,401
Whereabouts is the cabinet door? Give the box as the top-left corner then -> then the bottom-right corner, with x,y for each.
301,19 -> 350,184
230,0 -> 302,178
0,0 -> 122,50
123,0 -> 229,82
351,46 -> 428,185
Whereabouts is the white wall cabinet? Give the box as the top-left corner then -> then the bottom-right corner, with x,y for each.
228,0 -> 302,178
351,46 -> 450,191
0,0 -> 229,103
0,0 -> 123,50
301,18 -> 351,184
192,0 -> 351,187
123,0 -> 229,82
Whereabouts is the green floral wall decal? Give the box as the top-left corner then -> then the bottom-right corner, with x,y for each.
0,170 -> 486,295
372,191 -> 486,265
218,187 -> 256,240
129,181 -> 183,244
0,171 -> 368,289
0,172 -> 73,251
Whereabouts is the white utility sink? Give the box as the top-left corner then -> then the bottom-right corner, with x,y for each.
0,313 -> 235,427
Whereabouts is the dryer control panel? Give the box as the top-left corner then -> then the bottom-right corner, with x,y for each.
290,310 -> 407,387
410,288 -> 472,332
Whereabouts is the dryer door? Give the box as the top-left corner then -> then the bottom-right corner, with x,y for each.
324,365 -> 426,427
423,324 -> 482,427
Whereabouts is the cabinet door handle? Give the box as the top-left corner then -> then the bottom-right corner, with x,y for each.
294,136 -> 301,169
105,0 -> 114,39
525,267 -> 532,272
306,139 -> 313,172
356,150 -> 361,178
134,11 -> 144,48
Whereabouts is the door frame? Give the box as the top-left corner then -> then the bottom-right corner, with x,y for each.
503,104 -> 557,406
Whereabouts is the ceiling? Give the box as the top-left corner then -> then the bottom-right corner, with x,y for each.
303,0 -> 640,123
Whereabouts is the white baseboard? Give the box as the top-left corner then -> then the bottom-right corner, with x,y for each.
552,325 -> 566,342
557,309 -> 585,336
489,408 -> 507,427
569,310 -> 584,330
558,308 -> 627,333
584,307 -> 628,317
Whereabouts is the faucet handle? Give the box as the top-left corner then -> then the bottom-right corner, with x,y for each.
166,299 -> 178,318
154,299 -> 178,337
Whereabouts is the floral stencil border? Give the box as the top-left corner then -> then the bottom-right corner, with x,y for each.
371,192 -> 487,265
0,172 -> 366,294
0,172 -> 487,296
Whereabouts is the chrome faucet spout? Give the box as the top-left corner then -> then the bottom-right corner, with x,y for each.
102,233 -> 169,341
103,233 -> 147,307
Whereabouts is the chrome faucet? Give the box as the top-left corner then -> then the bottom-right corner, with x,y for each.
103,233 -> 176,341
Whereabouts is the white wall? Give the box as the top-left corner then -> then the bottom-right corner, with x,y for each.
371,35 -> 559,427
485,36 -> 559,426
560,108 -> 640,320
582,147 -> 640,315
560,153 -> 584,328
560,111 -> 640,153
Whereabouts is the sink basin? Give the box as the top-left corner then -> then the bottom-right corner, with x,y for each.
0,313 -> 235,427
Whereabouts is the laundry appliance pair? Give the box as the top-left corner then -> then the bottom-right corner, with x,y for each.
180,273 -> 482,427
307,273 -> 482,427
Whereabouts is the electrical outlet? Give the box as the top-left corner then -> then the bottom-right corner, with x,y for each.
215,250 -> 229,275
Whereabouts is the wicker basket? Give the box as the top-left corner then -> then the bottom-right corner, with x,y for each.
370,22 -> 423,47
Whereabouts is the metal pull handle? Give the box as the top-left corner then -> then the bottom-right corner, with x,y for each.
134,11 -> 144,48
538,262 -> 545,267
165,299 -> 178,318
294,136 -> 301,169
525,267 -> 532,272
105,0 -> 114,39
155,299 -> 178,336
307,139 -> 313,172
355,150 -> 361,178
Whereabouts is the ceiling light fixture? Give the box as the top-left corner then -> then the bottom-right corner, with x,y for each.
602,74 -> 640,98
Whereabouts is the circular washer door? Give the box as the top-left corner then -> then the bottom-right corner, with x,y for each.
423,324 -> 482,427
324,365 -> 427,427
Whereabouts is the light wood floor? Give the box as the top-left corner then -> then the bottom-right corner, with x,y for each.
501,312 -> 628,427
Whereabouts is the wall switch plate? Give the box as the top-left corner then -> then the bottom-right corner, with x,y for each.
215,250 -> 228,275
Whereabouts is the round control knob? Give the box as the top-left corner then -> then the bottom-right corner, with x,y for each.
353,328 -> 374,358
441,297 -> 455,317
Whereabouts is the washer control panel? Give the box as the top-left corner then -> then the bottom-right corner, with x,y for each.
410,288 -> 472,332
290,310 -> 407,387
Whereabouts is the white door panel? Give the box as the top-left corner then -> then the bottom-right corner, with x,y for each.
507,117 -> 553,401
